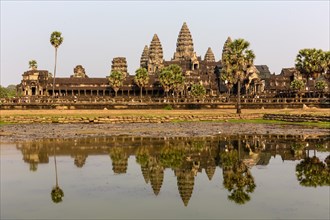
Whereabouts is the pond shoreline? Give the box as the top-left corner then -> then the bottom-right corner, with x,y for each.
1,122 -> 329,142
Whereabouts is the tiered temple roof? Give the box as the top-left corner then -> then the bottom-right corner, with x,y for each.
173,22 -> 194,61
111,57 -> 128,77
204,47 -> 216,62
148,34 -> 164,74
176,169 -> 195,206
140,45 -> 149,70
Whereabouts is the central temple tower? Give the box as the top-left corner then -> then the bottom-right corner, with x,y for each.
172,22 -> 199,70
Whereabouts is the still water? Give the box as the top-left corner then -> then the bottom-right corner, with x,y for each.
1,135 -> 329,219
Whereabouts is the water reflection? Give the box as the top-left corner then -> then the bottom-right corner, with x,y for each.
51,147 -> 64,203
16,134 -> 330,206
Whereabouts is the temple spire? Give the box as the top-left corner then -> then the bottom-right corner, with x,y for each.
173,22 -> 195,61
140,45 -> 149,69
204,47 -> 215,62
148,34 -> 164,74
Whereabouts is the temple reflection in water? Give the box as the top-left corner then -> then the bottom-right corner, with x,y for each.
17,134 -> 330,206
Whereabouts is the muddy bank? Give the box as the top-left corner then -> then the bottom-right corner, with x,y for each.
0,122 -> 329,142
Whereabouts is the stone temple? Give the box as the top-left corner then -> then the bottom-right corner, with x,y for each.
19,22 -> 274,98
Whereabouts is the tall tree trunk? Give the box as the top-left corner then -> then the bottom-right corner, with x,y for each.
237,80 -> 242,114
52,48 -> 58,97
115,90 -> 118,97
140,87 -> 142,99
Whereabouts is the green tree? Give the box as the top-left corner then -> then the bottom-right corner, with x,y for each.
296,156 -> 330,187
29,60 -> 38,70
159,64 -> 184,98
315,80 -> 327,91
0,85 -> 17,98
109,71 -> 124,97
220,149 -> 256,205
295,49 -> 329,80
50,31 -> 63,97
290,79 -> 305,91
190,83 -> 206,99
222,39 -> 255,114
134,68 -> 149,98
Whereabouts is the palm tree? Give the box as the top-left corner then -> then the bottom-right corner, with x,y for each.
159,64 -> 184,98
191,83 -> 206,101
51,146 -> 64,203
109,71 -> 124,97
29,60 -> 38,70
295,48 -> 326,80
134,68 -> 149,98
159,69 -> 174,97
222,39 -> 255,114
50,31 -> 63,97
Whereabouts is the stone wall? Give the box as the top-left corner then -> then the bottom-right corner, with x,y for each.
263,114 -> 330,122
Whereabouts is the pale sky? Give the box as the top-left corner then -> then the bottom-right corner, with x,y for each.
1,0 -> 329,86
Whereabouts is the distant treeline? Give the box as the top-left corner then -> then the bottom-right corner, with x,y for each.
0,85 -> 18,98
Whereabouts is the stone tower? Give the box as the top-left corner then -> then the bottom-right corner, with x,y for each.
71,65 -> 88,78
176,169 -> 195,206
148,157 -> 164,196
109,147 -> 128,174
148,34 -> 164,74
204,47 -> 215,62
140,45 -> 149,70
173,22 -> 199,70
173,22 -> 194,61
111,57 -> 128,78
222,37 -> 232,61
205,159 -> 216,181
141,164 -> 150,184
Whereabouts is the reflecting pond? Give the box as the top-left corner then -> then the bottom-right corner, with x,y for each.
1,134 -> 330,219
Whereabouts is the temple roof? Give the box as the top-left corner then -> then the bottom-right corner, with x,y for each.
149,34 -> 163,61
204,47 -> 215,62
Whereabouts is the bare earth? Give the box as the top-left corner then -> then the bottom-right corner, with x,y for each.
0,109 -> 329,142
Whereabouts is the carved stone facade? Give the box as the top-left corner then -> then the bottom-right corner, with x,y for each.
111,57 -> 128,78
146,34 -> 164,75
140,45 -> 149,70
71,65 -> 88,78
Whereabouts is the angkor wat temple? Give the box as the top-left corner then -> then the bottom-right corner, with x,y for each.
18,22 -> 328,98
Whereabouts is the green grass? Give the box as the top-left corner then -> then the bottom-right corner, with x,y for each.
227,119 -> 330,128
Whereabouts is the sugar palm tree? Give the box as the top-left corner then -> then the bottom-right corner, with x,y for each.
159,64 -> 184,98
134,68 -> 149,98
295,48 -> 325,80
29,60 -> 38,70
222,39 -> 255,114
109,71 -> 124,97
50,31 -> 63,97
159,69 -> 174,97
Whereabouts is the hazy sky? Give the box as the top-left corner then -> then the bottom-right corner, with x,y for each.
1,0 -> 329,86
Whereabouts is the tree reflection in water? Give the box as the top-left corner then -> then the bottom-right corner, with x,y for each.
296,148 -> 330,187
220,137 -> 256,205
51,146 -> 64,203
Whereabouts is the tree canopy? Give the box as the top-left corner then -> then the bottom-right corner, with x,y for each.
29,60 -> 37,70
190,83 -> 206,98
109,71 -> 124,97
134,68 -> 149,98
159,64 -> 184,96
295,48 -> 329,79
50,31 -> 64,48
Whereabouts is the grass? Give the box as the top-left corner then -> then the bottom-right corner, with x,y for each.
227,119 -> 330,128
